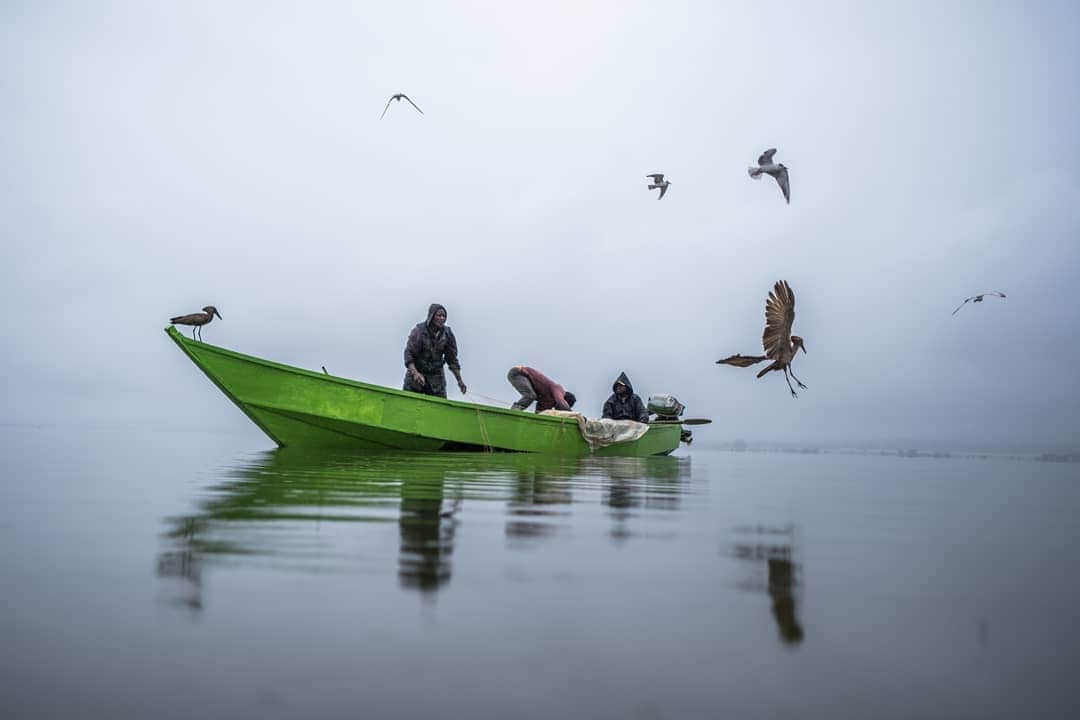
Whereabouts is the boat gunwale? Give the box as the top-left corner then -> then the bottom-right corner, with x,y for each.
164,326 -> 607,429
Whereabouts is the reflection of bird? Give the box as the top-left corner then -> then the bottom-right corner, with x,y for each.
646,173 -> 671,200
748,148 -> 790,204
952,291 -> 1006,315
716,280 -> 808,398
768,556 -> 804,646
170,306 -> 222,341
380,93 -> 424,119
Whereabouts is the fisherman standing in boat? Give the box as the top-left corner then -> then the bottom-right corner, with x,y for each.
403,303 -> 467,398
506,365 -> 576,413
602,372 -> 649,423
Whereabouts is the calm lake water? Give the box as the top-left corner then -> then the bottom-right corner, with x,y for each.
3,426 -> 1079,719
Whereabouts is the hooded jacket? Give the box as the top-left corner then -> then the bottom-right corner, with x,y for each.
602,371 -> 649,423
404,303 -> 460,375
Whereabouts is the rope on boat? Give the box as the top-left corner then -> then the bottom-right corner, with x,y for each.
465,390 -> 513,407
475,406 -> 493,453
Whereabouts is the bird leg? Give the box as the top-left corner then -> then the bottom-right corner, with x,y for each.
788,368 -> 808,390
191,327 -> 197,341
783,368 -> 798,398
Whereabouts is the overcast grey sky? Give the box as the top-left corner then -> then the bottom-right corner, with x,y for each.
3,1 -> 1079,449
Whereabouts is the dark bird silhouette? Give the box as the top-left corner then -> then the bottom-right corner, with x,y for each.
380,93 -> 424,119
170,306 -> 222,341
716,280 -> 808,398
952,291 -> 1006,315
748,148 -> 790,204
646,173 -> 671,199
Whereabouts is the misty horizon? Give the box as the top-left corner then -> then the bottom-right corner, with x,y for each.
4,2 -> 1079,451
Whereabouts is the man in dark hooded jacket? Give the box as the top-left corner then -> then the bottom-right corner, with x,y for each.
602,371 -> 649,423
403,303 -> 467,398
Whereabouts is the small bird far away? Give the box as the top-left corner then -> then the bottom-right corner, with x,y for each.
748,148 -> 790,204
952,291 -> 1007,315
380,93 -> 424,119
170,306 -> 222,341
646,173 -> 671,200
716,280 -> 808,398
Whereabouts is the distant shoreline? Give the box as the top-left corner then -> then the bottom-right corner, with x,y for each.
699,442 -> 1080,464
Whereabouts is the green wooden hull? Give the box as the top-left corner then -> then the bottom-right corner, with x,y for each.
166,327 -> 681,456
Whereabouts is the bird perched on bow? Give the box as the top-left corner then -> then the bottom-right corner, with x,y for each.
748,148 -> 790,204
170,306 -> 222,341
716,280 -> 808,398
952,291 -> 1006,315
646,173 -> 671,200
380,93 -> 424,119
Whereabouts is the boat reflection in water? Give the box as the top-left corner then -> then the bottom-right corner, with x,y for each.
732,524 -> 804,647
158,448 -> 690,609
503,458 -> 577,546
605,456 -> 687,543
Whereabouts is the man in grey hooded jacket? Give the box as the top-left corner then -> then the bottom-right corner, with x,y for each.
403,303 -> 467,398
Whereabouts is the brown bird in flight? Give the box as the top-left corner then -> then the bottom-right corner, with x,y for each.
716,280 -> 808,398
170,306 -> 222,341
380,93 -> 424,119
952,291 -> 1006,315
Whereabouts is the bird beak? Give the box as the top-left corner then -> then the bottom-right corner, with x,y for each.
215,310 -> 223,320
801,343 -> 807,354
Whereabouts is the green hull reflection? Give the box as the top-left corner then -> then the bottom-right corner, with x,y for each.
158,449 -> 690,605
166,326 -> 681,456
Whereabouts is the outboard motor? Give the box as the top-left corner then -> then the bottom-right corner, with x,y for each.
647,394 -> 685,421
647,394 -> 693,444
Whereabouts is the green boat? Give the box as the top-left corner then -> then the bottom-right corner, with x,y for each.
166,326 -> 682,456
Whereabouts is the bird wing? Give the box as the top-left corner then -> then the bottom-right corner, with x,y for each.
983,290 -> 1006,299
762,280 -> 796,359
170,312 -> 202,324
402,94 -> 424,114
774,167 -> 790,203
758,148 -> 777,165
951,297 -> 973,315
658,183 -> 668,199
716,353 -> 768,367
646,174 -> 665,182
380,97 -> 394,119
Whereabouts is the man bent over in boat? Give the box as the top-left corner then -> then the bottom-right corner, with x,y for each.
403,303 -> 467,398
507,366 -> 576,412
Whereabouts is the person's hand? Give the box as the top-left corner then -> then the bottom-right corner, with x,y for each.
458,381 -> 467,395
411,369 -> 426,386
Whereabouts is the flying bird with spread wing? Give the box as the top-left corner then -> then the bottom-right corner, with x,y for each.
170,305 -> 222,342
716,280 -> 808,398
748,148 -> 790,204
646,173 -> 671,200
952,291 -> 1007,315
380,93 -> 424,119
